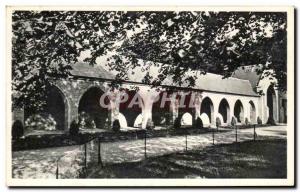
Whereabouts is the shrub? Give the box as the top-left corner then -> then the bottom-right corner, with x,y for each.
152,112 -> 166,126
69,120 -> 79,136
25,114 -> 57,131
257,116 -> 262,125
85,118 -> 96,129
165,113 -> 172,126
103,118 -> 110,129
267,117 -> 276,125
78,112 -> 96,129
245,117 -> 249,125
231,117 -> 237,127
112,120 -> 121,132
174,117 -> 181,129
216,117 -> 221,128
12,120 -> 24,140
146,119 -> 155,130
194,117 -> 203,129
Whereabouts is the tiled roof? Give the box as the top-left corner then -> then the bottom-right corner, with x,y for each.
70,61 -> 258,97
231,65 -> 263,91
70,62 -> 114,79
189,73 -> 258,96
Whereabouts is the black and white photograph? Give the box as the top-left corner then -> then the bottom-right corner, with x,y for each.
6,6 -> 294,187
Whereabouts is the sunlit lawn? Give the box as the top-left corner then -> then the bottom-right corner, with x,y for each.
90,139 -> 286,178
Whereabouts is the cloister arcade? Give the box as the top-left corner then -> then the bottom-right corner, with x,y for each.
17,79 -> 267,131
13,63 -> 286,131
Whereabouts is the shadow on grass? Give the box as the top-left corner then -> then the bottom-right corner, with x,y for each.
89,139 -> 287,178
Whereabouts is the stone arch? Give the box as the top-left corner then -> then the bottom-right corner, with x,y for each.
177,92 -> 195,124
218,98 -> 230,124
118,113 -> 128,128
200,97 -> 214,124
24,85 -> 69,130
215,113 -> 225,125
78,87 -> 108,128
54,84 -> 71,130
119,90 -> 143,127
79,83 -> 106,99
249,100 -> 256,124
200,113 -> 210,127
134,113 -> 143,127
234,99 -> 244,123
267,85 -> 277,122
181,112 -> 193,126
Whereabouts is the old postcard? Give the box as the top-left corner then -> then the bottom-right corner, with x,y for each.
6,6 -> 294,187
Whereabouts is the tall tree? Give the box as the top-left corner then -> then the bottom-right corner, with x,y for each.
11,11 -> 287,110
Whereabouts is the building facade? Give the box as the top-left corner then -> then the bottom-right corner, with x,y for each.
12,62 -> 287,132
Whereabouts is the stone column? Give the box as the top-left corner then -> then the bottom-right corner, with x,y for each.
69,99 -> 79,128
193,92 -> 202,120
229,101 -> 235,125
137,86 -> 160,129
170,93 -> 179,123
107,89 -> 125,129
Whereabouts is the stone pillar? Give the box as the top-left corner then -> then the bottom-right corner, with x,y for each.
69,100 -> 79,130
107,89 -> 126,129
229,101 -> 235,125
211,101 -> 219,127
194,92 -> 202,120
137,86 -> 160,129
170,93 -> 179,123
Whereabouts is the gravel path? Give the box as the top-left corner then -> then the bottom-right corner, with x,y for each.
99,125 -> 287,164
12,125 -> 286,178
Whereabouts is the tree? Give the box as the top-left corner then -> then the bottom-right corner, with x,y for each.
119,12 -> 287,91
12,11 -> 287,111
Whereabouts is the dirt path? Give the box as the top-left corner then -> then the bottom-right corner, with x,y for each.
12,125 -> 286,178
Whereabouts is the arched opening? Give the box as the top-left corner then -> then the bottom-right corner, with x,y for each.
12,120 -> 24,139
234,100 -> 244,123
177,92 -> 195,126
249,100 -> 256,124
218,98 -> 230,123
78,87 -> 108,129
24,85 -> 68,130
267,85 -> 277,122
200,113 -> 210,126
119,90 -> 143,127
118,113 -> 128,128
134,113 -> 143,127
181,112 -> 193,126
200,97 -> 214,124
152,92 -> 172,127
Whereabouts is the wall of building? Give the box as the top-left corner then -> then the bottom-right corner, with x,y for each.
53,79 -> 109,130
256,70 -> 279,124
200,91 -> 260,126
12,76 -> 283,132
12,108 -> 24,124
278,91 -> 287,123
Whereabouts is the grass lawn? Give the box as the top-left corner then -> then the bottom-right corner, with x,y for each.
89,139 -> 286,178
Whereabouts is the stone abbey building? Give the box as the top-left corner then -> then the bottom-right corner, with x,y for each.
12,62 -> 287,131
